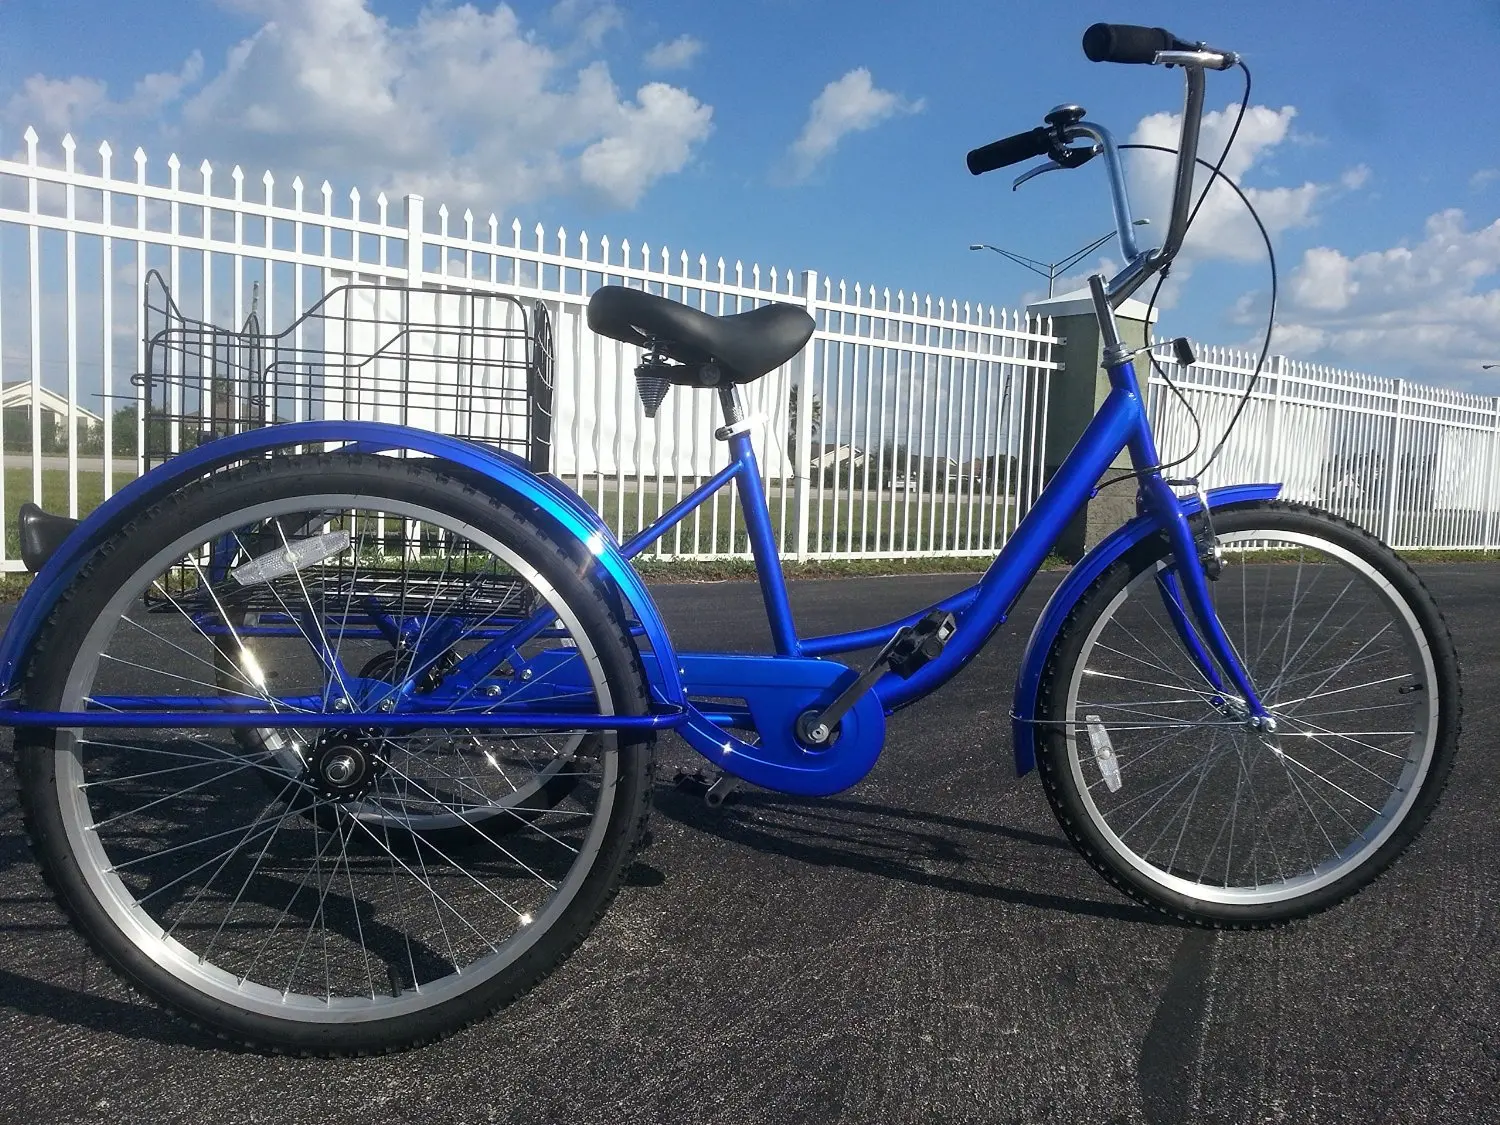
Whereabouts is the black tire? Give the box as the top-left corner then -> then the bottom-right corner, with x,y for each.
1035,501 -> 1461,928
16,454 -> 654,1054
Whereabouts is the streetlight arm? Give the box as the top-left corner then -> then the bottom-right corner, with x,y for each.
1052,230 -> 1120,276
968,244 -> 1053,277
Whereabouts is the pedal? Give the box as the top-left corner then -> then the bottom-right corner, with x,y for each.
704,774 -> 740,808
671,768 -> 740,807
672,767 -> 711,796
800,611 -> 957,746
886,611 -> 957,679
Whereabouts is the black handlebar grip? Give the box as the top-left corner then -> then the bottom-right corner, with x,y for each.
1082,23 -> 1186,64
966,127 -> 1052,176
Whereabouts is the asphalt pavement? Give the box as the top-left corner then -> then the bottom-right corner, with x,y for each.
1,566 -> 1497,1124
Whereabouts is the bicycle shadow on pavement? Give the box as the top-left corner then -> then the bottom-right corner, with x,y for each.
0,964 -> 234,1050
651,783 -> 1174,927
0,789 -> 228,1047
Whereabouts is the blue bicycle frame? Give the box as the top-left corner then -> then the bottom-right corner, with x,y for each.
580,276 -> 1280,794
4,276 -> 1279,800
1,59 -> 1283,800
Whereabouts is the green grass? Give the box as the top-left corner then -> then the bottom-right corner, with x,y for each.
1,465 -> 1495,604
3,467 -> 139,562
575,482 -> 1024,559
631,553 -> 1071,584
4,466 -> 139,513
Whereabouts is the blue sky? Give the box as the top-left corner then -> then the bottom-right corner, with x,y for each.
3,0 -> 1499,386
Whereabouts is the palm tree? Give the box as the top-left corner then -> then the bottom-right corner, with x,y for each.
787,384 -> 821,466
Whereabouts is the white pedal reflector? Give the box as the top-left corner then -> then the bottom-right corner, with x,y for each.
1085,714 -> 1122,792
231,530 -> 350,586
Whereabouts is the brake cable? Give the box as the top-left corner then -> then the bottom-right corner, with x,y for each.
1095,61 -> 1279,491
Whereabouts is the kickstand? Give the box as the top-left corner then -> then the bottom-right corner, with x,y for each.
671,767 -> 741,808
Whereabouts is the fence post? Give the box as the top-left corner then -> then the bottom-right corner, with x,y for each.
1026,288 -> 1156,560
1262,355 -> 1285,486
793,269 -> 818,561
1485,395 -> 1500,553
1383,378 -> 1405,545
404,194 -> 425,287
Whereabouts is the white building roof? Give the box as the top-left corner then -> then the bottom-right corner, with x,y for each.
0,381 -> 104,423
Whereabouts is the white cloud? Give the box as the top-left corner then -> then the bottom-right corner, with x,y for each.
547,0 -> 623,49
1256,209 -> 1500,379
578,82 -> 712,206
4,0 -> 711,213
644,34 -> 702,71
1471,167 -> 1500,191
1340,164 -> 1371,191
5,53 -> 204,136
1286,246 -> 1355,311
1126,102 -> 1366,264
785,68 -> 922,182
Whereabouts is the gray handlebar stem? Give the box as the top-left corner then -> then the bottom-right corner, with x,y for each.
1083,63 -> 1211,306
1063,120 -> 1143,266
1160,65 -> 1206,265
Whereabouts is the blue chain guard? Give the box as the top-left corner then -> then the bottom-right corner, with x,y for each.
672,653 -> 886,797
479,649 -> 884,798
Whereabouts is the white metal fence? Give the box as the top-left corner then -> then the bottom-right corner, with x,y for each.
0,129 -> 1493,571
0,130 -> 1059,568
1146,346 -> 1500,550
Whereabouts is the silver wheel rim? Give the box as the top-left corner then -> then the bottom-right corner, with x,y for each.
51,492 -> 619,1024
1062,529 -> 1439,906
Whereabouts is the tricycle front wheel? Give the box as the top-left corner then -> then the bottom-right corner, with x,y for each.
1035,501 -> 1460,927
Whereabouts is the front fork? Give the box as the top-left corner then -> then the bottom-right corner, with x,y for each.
1089,273 -> 1273,734
1137,475 -> 1276,732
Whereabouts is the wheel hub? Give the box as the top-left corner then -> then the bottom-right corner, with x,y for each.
307,730 -> 386,802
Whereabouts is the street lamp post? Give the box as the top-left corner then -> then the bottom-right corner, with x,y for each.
970,220 -> 1148,299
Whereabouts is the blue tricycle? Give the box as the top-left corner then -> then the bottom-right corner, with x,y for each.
3,25 -> 1459,1053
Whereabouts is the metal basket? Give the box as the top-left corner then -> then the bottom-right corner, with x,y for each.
136,270 -> 555,473
135,271 -> 555,620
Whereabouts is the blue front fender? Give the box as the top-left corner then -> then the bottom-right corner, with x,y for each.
1009,483 -> 1282,776
0,421 -> 684,707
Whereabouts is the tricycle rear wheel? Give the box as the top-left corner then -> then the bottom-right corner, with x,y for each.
16,453 -> 654,1054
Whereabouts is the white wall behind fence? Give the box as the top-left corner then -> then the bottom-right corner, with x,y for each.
1146,346 -> 1500,549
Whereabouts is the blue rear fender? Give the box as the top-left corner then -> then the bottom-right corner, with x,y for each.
0,421 -> 685,708
1009,483 -> 1282,775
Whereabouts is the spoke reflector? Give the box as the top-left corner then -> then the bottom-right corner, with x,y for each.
231,530 -> 350,586
1086,714 -> 1122,792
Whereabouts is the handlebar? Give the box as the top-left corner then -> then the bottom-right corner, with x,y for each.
1083,23 -> 1191,64
1081,23 -> 1236,70
967,24 -> 1240,305
965,128 -> 1051,176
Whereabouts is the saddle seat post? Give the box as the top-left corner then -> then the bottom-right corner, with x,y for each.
716,383 -> 800,656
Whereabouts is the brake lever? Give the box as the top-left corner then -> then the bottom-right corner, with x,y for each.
1012,160 -> 1064,191
1011,143 -> 1099,191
